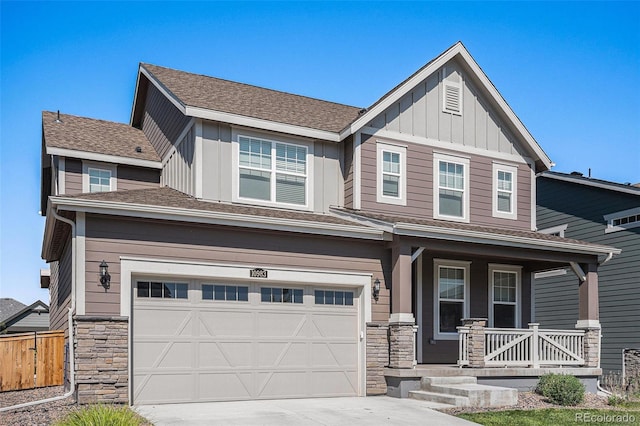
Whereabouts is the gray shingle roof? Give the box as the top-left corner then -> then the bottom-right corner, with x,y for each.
0,298 -> 26,322
141,63 -> 363,133
42,111 -> 160,162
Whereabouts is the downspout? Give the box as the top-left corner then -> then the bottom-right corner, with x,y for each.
595,251 -> 614,395
0,209 -> 76,412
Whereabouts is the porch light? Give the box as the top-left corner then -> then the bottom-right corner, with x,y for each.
373,278 -> 381,301
99,260 -> 111,290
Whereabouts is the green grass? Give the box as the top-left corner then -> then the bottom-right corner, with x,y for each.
458,409 -> 640,426
54,404 -> 149,426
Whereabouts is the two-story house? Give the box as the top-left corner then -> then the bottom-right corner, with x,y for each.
40,42 -> 618,406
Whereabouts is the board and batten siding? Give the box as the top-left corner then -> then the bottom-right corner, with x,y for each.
366,59 -> 525,157
359,133 -> 532,229
534,177 -> 640,373
49,234 -> 72,334
83,215 -> 390,322
62,158 -> 159,195
141,82 -> 192,159
163,126 -> 195,196
343,135 -> 354,209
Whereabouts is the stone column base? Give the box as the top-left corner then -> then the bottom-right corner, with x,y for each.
366,322 -> 389,395
576,321 -> 601,368
388,315 -> 415,369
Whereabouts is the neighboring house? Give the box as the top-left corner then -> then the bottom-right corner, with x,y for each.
40,42 -> 619,405
0,298 -> 50,334
534,171 -> 640,374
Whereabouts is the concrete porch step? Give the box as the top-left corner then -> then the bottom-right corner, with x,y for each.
409,376 -> 518,408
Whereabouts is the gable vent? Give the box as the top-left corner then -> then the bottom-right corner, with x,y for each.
443,82 -> 462,115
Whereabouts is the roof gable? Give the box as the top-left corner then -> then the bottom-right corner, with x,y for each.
344,42 -> 552,170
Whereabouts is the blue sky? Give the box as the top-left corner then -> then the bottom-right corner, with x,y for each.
1,1 -> 639,305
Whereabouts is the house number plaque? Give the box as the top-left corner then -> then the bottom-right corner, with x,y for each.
250,268 -> 268,278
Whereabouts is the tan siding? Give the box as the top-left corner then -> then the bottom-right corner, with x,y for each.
359,133 -> 532,229
117,166 -> 160,191
141,83 -> 191,159
84,215 -> 390,322
49,235 -> 72,333
65,159 -> 83,194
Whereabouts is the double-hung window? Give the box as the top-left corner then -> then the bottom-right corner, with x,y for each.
489,265 -> 521,328
376,142 -> 406,205
238,136 -> 308,207
493,163 -> 518,219
434,260 -> 470,339
434,153 -> 469,221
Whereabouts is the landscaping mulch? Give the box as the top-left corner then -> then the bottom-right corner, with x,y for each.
439,391 -> 611,416
0,386 -> 76,426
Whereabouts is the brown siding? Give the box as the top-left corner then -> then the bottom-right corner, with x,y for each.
141,83 -> 191,159
83,215 -> 391,322
65,158 -> 83,194
49,235 -> 72,334
359,133 -> 532,230
117,166 -> 160,191
343,135 -> 354,209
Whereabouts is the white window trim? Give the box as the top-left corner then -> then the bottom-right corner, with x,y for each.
433,152 -> 470,223
488,264 -> 522,328
604,206 -> 640,233
376,141 -> 407,206
433,259 -> 471,340
82,161 -> 117,193
492,162 -> 518,220
538,224 -> 568,238
232,133 -> 314,211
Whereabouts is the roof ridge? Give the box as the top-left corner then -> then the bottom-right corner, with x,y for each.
42,111 -> 138,129
140,63 -> 362,111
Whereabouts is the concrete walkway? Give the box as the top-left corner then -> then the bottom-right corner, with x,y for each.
135,396 -> 478,425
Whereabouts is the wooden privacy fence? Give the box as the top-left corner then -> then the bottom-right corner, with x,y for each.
0,330 -> 65,392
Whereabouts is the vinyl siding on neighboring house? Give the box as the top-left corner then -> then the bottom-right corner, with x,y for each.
49,234 -> 72,334
359,133 -> 531,229
141,82 -> 192,159
83,215 -> 390,322
535,177 -> 640,373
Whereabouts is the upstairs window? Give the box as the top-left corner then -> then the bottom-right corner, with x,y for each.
492,163 -> 518,219
434,153 -> 469,222
89,168 -> 112,193
238,136 -> 308,207
376,142 -> 406,205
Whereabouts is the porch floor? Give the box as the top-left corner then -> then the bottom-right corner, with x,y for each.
385,364 -> 602,379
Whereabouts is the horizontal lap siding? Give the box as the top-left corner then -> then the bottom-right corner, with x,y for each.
360,133 -> 532,229
142,83 -> 191,159
64,159 -> 82,194
535,177 -> 640,372
117,166 -> 160,191
83,215 -> 390,322
50,235 -> 72,334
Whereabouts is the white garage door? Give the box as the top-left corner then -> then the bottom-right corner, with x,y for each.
132,280 -> 360,404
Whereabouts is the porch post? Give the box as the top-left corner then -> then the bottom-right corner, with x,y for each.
575,262 -> 601,368
462,318 -> 487,368
388,235 -> 415,369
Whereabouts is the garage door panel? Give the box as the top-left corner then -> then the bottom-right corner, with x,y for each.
310,314 -> 358,338
311,342 -> 358,366
135,309 -> 193,336
199,311 -> 253,337
258,372 -> 308,398
257,312 -> 306,337
134,373 -> 194,404
311,370 -> 358,395
199,373 -> 253,400
258,342 -> 308,367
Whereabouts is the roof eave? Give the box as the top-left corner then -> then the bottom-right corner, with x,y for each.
45,147 -> 162,169
540,172 -> 640,196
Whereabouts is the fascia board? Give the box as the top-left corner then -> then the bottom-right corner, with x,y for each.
41,202 -> 56,260
328,207 -> 395,234
541,173 -> 640,196
185,106 -> 341,142
394,223 -> 620,256
129,65 -> 144,126
139,66 -> 188,115
51,198 -> 385,241
46,147 -> 162,169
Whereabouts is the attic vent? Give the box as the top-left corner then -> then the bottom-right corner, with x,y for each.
443,82 -> 462,115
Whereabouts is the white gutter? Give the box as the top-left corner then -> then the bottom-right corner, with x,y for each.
0,210 -> 76,412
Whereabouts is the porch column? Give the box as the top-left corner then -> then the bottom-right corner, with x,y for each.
575,262 -> 601,368
388,236 -> 415,369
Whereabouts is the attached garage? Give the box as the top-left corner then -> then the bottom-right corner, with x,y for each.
130,268 -> 365,405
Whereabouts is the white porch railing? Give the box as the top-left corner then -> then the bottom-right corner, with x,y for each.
458,323 -> 586,368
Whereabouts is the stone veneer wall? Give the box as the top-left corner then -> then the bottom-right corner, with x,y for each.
624,349 -> 640,383
366,323 -> 389,395
74,316 -> 128,404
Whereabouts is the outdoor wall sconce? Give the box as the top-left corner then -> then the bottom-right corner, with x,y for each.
373,278 -> 381,301
99,260 -> 111,290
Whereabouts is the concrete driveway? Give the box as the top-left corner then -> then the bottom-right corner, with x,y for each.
135,396 -> 477,425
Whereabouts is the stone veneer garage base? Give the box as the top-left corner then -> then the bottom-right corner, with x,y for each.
74,316 -> 128,404
384,366 -> 602,398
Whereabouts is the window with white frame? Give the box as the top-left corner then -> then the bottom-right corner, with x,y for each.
82,162 -> 116,193
493,163 -> 517,219
238,136 -> 308,206
434,153 -> 469,221
604,207 -> 640,233
489,265 -> 521,328
376,142 -> 406,205
538,224 -> 568,238
434,260 -> 470,339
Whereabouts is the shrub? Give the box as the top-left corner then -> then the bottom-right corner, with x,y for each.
535,373 -> 585,406
608,394 -> 625,406
55,404 -> 147,426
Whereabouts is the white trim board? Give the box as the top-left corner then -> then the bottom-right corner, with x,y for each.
46,147 -> 162,169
